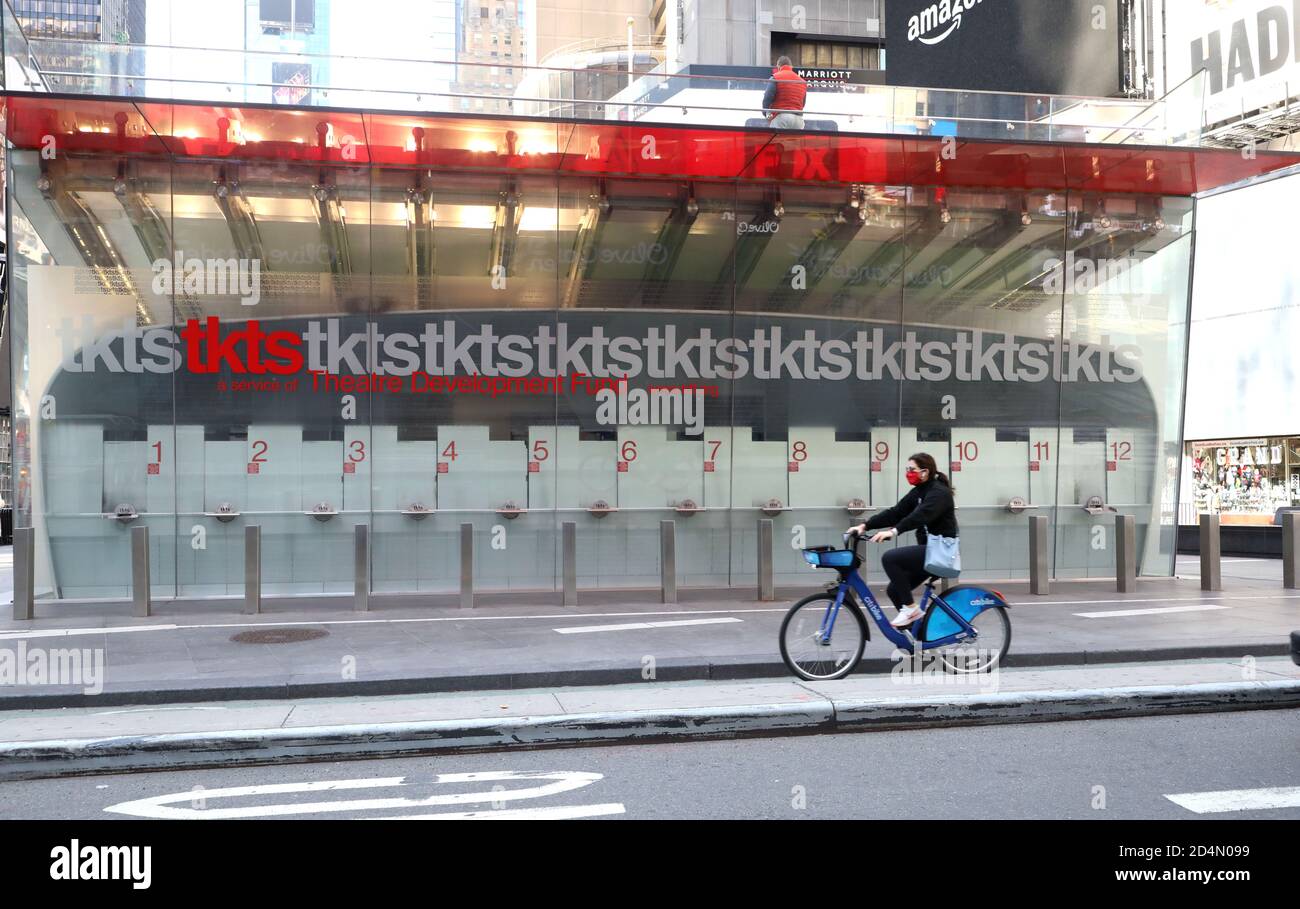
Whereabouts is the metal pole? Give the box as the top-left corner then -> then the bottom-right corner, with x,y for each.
1116,514 -> 1137,593
354,524 -> 369,612
244,524 -> 261,615
1283,512 -> 1299,590
562,521 -> 577,607
1029,514 -> 1050,595
1199,513 -> 1221,592
12,526 -> 34,620
131,525 -> 151,617
660,520 -> 677,604
460,523 -> 474,609
757,518 -> 774,601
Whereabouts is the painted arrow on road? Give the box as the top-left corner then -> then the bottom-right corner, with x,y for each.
104,770 -> 626,820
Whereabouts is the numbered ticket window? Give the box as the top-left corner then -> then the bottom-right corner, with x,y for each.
1054,193 -> 1194,578
899,185 -> 1068,578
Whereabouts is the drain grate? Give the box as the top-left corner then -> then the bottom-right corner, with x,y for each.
231,627 -> 330,645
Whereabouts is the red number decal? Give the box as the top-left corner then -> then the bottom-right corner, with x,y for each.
792,441 -> 808,462
708,440 -> 722,461
251,440 -> 269,463
348,440 -> 366,463
1111,441 -> 1132,461
532,440 -> 549,461
956,441 -> 979,462
1033,441 -> 1050,461
151,441 -> 162,463
442,441 -> 458,461
621,440 -> 638,462
874,441 -> 890,462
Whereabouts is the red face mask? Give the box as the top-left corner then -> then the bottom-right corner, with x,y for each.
905,468 -> 924,486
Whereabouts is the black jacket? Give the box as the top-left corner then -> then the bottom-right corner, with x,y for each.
863,477 -> 958,544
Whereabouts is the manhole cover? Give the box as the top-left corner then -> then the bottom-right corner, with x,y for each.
230,628 -> 330,645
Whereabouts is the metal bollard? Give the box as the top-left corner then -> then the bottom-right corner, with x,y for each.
244,525 -> 262,615
1028,514 -> 1050,596
131,525 -> 151,617
660,520 -> 677,604
13,527 -> 35,621
1284,512 -> 1299,590
757,519 -> 774,602
1199,514 -> 1222,592
562,521 -> 577,607
1115,514 -> 1137,593
354,524 -> 370,612
460,523 -> 474,609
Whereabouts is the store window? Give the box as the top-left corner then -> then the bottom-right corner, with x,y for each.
1183,438 -> 1300,524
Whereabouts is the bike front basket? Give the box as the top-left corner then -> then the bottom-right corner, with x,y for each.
802,546 -> 859,570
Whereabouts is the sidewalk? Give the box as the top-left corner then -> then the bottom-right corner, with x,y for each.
2,566 -> 1297,708
1,657 -> 1296,782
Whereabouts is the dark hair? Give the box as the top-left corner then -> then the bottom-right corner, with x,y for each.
776,55 -> 793,67
908,452 -> 954,493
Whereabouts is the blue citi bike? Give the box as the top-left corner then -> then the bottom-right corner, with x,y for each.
779,529 -> 1012,680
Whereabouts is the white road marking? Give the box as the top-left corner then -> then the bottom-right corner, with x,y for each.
554,617 -> 743,634
1073,604 -> 1232,618
6,593 -> 1299,642
104,770 -> 612,820
378,804 -> 627,820
1165,786 -> 1300,814
0,624 -> 181,640
94,706 -> 229,716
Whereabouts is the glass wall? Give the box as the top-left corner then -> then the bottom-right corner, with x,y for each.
5,121 -> 1197,603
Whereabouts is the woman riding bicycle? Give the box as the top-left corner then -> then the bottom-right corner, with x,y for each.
848,452 -> 957,628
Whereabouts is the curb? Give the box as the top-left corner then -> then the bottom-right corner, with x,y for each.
0,642 -> 1289,710
2,679 -> 1297,782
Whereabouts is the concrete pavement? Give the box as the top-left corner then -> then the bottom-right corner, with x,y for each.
2,567 -> 1299,706
1,656 -> 1295,781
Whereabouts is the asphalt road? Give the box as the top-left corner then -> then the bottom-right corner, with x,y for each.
1,708 -> 1296,820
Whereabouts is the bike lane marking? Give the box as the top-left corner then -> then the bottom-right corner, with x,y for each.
5,594 -> 1299,641
1165,786 -> 1300,814
1072,604 -> 1232,618
554,617 -> 743,634
104,770 -> 626,820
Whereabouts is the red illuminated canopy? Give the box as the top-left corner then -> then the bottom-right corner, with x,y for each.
3,92 -> 1297,196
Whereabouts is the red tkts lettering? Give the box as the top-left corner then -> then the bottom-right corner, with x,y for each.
181,317 -> 305,375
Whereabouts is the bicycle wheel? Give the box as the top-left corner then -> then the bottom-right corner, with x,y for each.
934,605 -> 1011,674
779,591 -> 868,681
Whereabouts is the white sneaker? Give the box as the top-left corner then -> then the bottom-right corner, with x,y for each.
890,605 -> 924,628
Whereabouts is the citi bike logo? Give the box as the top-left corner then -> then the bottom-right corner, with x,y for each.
151,250 -> 262,306
907,0 -> 987,46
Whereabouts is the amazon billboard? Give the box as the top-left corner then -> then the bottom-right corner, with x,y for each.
884,0 -> 1123,96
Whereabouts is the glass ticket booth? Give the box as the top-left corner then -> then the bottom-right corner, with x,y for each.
2,98 -> 1211,604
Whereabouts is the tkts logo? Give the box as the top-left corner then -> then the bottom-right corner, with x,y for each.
55,317 -> 1147,384
907,0 -> 987,46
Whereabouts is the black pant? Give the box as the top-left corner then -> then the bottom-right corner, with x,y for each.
881,544 -> 929,608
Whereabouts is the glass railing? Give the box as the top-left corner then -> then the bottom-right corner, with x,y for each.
1,21 -> 1206,146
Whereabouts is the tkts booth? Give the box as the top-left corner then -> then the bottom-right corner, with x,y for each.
4,93 -> 1299,605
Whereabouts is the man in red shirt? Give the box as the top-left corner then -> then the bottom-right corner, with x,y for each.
762,56 -> 807,129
